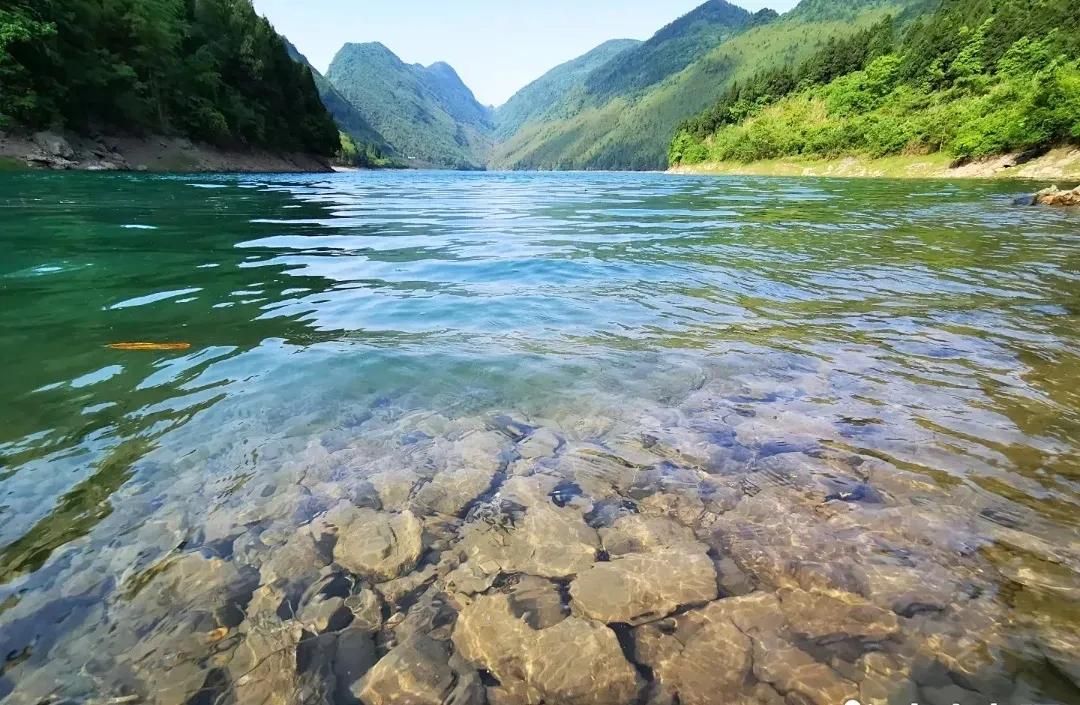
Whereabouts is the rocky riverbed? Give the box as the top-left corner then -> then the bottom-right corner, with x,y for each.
1,171 -> 1078,705
2,383 -> 1077,705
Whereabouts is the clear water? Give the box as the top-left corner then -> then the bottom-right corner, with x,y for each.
0,171 -> 1077,704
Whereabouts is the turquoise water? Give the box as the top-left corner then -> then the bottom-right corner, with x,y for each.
0,171 -> 1078,704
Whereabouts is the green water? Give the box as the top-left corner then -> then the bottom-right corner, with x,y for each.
0,171 -> 1077,704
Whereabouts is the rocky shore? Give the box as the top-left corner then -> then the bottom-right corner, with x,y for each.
0,131 -> 332,173
1030,184 -> 1080,206
669,147 -> 1080,181
3,384 -> 1077,705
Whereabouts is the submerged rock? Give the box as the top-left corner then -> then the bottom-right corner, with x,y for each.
599,514 -> 701,555
778,587 -> 899,644
334,627 -> 379,701
518,427 -> 563,459
260,528 -> 331,587
368,469 -> 420,511
354,635 -> 459,705
344,589 -> 385,632
632,599 -> 753,705
453,593 -> 642,705
412,431 -> 512,516
570,552 -> 718,624
332,507 -> 425,582
457,497 -> 600,580
229,591 -> 320,705
413,464 -> 500,517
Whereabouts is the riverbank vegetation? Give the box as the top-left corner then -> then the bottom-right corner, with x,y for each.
336,132 -> 402,169
0,0 -> 338,155
670,0 -> 1080,167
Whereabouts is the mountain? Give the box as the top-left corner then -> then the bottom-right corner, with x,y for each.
495,40 -> 642,141
491,0 -> 925,171
0,0 -> 338,156
494,40 -> 635,142
582,1 -> 752,103
671,0 -> 1080,168
325,43 -> 494,169
285,41 -> 389,152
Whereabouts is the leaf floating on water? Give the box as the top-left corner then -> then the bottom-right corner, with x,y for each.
107,342 -> 191,351
207,627 -> 229,643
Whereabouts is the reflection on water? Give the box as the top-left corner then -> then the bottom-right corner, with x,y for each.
0,171 -> 1077,705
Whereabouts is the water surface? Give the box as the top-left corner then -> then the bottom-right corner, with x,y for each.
0,171 -> 1078,705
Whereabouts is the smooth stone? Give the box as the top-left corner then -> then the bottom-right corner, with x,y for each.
453,593 -> 642,705
332,508 -> 424,582
571,552 -> 718,624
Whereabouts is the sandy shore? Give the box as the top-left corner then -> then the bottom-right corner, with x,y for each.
669,146 -> 1080,181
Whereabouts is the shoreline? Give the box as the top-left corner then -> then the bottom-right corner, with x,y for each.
0,131 -> 333,174
668,147 -> 1080,181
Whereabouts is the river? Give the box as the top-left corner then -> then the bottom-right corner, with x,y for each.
0,171 -> 1077,704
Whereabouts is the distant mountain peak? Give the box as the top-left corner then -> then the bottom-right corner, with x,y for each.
581,0 -> 752,101
493,37 -> 643,139
325,42 -> 492,169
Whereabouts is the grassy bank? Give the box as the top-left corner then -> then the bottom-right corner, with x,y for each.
668,147 -> 1080,180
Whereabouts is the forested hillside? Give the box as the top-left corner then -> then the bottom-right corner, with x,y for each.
671,0 -> 1080,167
495,39 -> 641,140
491,0 -> 920,171
0,0 -> 338,156
582,1 -> 752,103
326,43 -> 494,169
284,41 -> 398,168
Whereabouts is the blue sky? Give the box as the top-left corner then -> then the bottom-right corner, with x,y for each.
252,0 -> 800,106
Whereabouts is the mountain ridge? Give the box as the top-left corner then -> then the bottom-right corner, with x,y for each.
325,42 -> 493,169
489,0 -> 926,170
284,40 -> 390,152
494,39 -> 642,140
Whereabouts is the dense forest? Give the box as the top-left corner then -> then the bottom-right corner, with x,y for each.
0,0 -> 338,155
671,0 -> 1080,166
